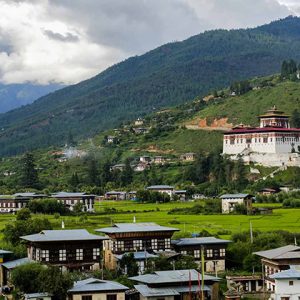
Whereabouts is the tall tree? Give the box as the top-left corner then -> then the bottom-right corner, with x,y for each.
20,152 -> 39,188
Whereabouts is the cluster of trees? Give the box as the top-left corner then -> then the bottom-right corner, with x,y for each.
184,152 -> 248,195
281,59 -> 299,79
28,199 -> 68,215
136,190 -> 170,203
229,80 -> 252,96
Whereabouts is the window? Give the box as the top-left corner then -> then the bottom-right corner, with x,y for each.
206,249 -> 213,258
82,296 -> 92,300
165,238 -> 171,249
76,249 -> 83,260
246,138 -> 251,144
263,137 -> 268,143
41,250 -> 49,261
151,239 -> 157,250
133,240 -> 143,250
289,281 -> 294,286
93,248 -> 100,260
107,295 -> 117,300
181,250 -> 187,255
230,138 -> 235,145
115,241 -> 124,251
220,249 -> 226,256
194,250 -> 200,258
36,249 -> 40,261
59,249 -> 66,261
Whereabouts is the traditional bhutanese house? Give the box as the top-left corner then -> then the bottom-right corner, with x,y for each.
21,229 -> 106,272
129,269 -> 220,300
110,164 -> 126,172
114,252 -> 158,274
254,245 -> 300,292
107,136 -> 116,143
222,106 -> 300,167
51,192 -> 95,212
24,293 -> 52,300
173,190 -> 187,201
133,128 -> 149,135
95,223 -> 179,271
0,257 -> 32,286
226,275 -> 263,295
0,193 -> 46,213
220,194 -> 253,214
153,156 -> 166,165
134,162 -> 150,172
134,118 -> 144,126
172,237 -> 231,274
128,191 -> 137,200
67,278 -> 129,300
105,191 -> 127,201
180,153 -> 196,162
269,265 -> 300,300
140,156 -> 152,163
258,188 -> 280,196
146,185 -> 174,198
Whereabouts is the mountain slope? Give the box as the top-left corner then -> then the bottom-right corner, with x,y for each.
0,83 -> 63,113
1,16 -> 300,156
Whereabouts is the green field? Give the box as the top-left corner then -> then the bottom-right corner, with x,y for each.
0,201 -> 298,241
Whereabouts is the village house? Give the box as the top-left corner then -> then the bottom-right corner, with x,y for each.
223,106 -> 300,166
258,187 -> 280,196
146,185 -> 174,198
51,192 -> 95,212
173,190 -> 187,201
133,128 -> 149,135
220,194 -> 253,214
134,162 -> 151,172
134,118 -> 144,126
95,223 -> 179,271
0,193 -> 47,213
180,152 -> 196,162
269,265 -> 300,300
129,269 -> 220,300
152,156 -> 166,165
226,275 -> 264,296
67,278 -> 129,300
21,229 -> 106,272
107,136 -> 117,144
139,156 -> 152,163
105,191 -> 127,201
254,245 -> 300,292
172,237 -> 231,274
110,164 -> 126,172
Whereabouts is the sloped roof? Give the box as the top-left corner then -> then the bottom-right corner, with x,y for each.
114,252 -> 158,261
220,194 -> 252,199
68,278 -> 128,293
24,293 -> 52,299
96,223 -> 179,234
270,265 -> 300,279
2,257 -> 32,269
21,229 -> 106,242
172,237 -> 231,246
130,269 -> 219,284
254,245 -> 300,259
147,185 -> 174,190
51,192 -> 94,197
134,285 -> 179,297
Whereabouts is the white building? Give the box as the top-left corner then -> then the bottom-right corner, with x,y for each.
220,193 -> 253,214
269,265 -> 300,300
223,106 -> 300,167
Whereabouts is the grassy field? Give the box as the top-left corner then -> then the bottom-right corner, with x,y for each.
0,201 -> 298,241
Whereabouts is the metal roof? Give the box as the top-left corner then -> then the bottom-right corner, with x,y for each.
68,278 -> 128,293
134,285 -> 179,297
0,249 -> 13,254
172,237 -> 231,246
24,293 -> 52,299
254,245 -> 300,259
147,185 -> 174,190
130,269 -> 219,284
270,265 -> 300,279
2,257 -> 32,269
220,194 -> 252,199
13,193 -> 46,198
114,252 -> 158,261
51,192 -> 94,198
21,229 -> 106,242
96,223 -> 179,234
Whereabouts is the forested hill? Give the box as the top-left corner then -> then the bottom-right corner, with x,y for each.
1,16 -> 300,156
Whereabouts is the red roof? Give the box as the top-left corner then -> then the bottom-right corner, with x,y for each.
224,127 -> 300,135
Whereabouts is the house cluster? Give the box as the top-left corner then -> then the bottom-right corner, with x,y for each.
0,192 -> 96,213
104,185 -> 187,201
0,223 -> 231,299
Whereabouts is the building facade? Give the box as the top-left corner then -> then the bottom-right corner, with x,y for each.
21,229 -> 106,271
172,237 -> 231,274
220,194 -> 253,214
223,107 -> 300,166
96,223 -> 179,271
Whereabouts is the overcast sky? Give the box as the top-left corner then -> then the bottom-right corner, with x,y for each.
0,0 -> 297,85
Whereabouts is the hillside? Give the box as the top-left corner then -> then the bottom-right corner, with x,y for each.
0,74 -> 300,194
2,16 -> 300,156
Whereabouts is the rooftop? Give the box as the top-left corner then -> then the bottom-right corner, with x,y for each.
68,278 -> 128,293
114,252 -> 158,261
51,192 -> 94,198
24,293 -> 52,299
270,265 -> 300,280
220,194 -> 252,199
96,223 -> 179,234
130,269 -> 219,284
172,237 -> 231,246
21,229 -> 106,242
2,257 -> 32,269
224,127 -> 300,135
254,245 -> 300,260
147,185 -> 174,190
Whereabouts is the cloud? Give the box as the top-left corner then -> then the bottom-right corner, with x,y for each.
0,0 -> 293,85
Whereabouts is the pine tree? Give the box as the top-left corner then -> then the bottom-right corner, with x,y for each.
20,152 -> 39,188
69,172 -> 79,189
